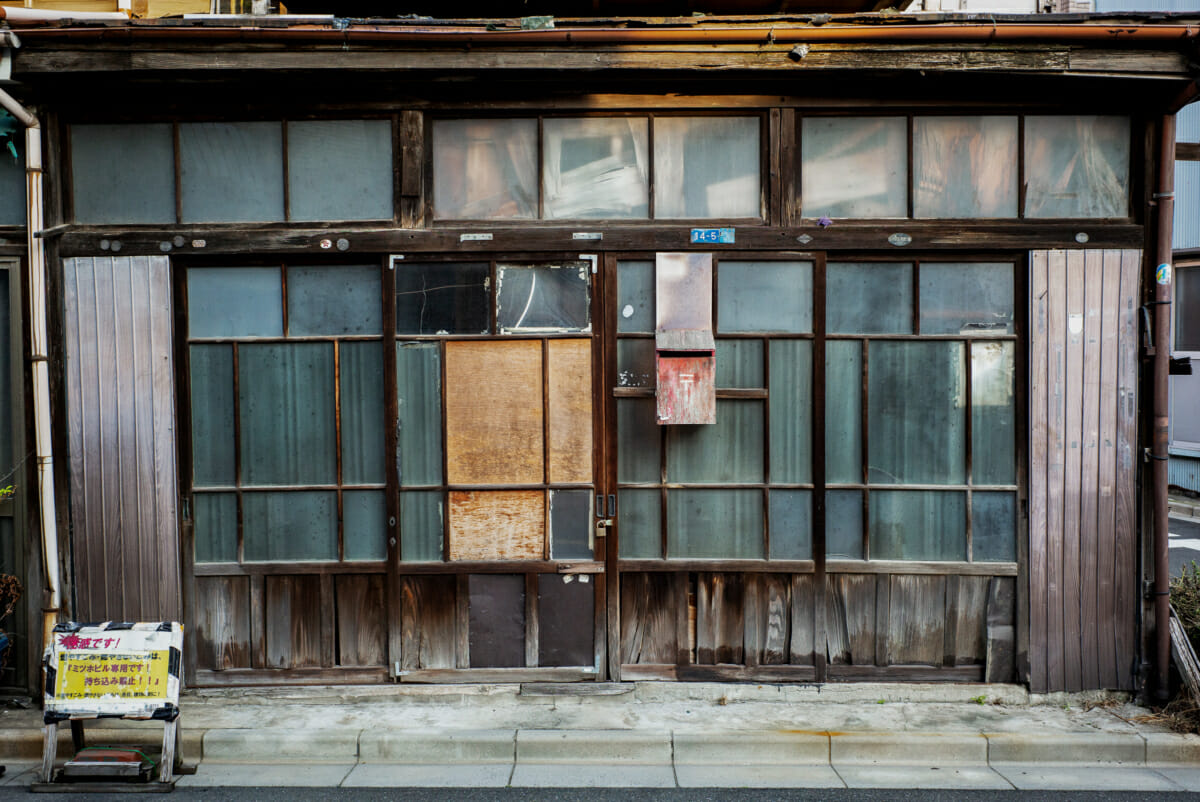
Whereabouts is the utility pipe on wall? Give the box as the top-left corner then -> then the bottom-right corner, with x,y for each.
0,87 -> 60,655
1154,113 -> 1176,701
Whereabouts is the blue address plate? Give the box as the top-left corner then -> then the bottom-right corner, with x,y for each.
690,227 -> 736,244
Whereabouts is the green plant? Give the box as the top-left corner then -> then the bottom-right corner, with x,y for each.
0,571 -> 22,669
969,694 -> 987,705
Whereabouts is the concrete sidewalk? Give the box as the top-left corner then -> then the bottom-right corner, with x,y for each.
2,682 -> 1200,790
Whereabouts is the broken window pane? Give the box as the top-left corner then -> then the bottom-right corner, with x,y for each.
194,493 -> 236,563
770,490 -> 812,560
667,400 -> 764,484
396,342 -> 443,487
654,116 -> 760,219
287,120 -> 393,222
188,267 -> 283,339
1024,116 -> 1130,218
497,263 -> 590,333
239,343 -> 337,486
913,116 -> 1018,219
617,398 -> 660,484
72,123 -> 175,224
543,117 -> 648,219
717,261 -> 813,333
617,339 -> 655,388
617,260 -> 655,334
870,490 -> 966,561
825,340 -> 862,485
189,344 -> 236,486
343,490 -> 386,561
668,489 -> 763,558
868,341 -> 966,485
770,339 -> 812,484
395,262 -> 490,335
716,339 -> 764,388
287,265 -> 382,336
550,489 -> 593,559
825,490 -> 863,559
180,122 -> 285,222
827,262 -> 913,335
432,119 -> 537,219
340,341 -> 386,485
618,489 -> 661,558
972,491 -> 1016,562
243,490 -> 338,561
801,117 -> 907,218
919,262 -> 1014,335
400,490 -> 443,561
971,341 -> 1016,486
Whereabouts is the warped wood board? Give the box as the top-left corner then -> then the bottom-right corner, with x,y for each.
761,574 -> 791,665
468,574 -> 526,668
448,490 -> 544,561
695,573 -> 744,665
335,575 -> 387,667
985,576 -> 1017,682
1170,608 -> 1200,708
885,575 -> 947,666
547,339 -> 593,484
620,573 -> 677,665
789,574 -> 817,666
194,576 -> 250,671
265,575 -> 323,669
825,574 -> 875,665
948,575 -> 989,666
399,575 -> 456,670
445,339 -> 544,485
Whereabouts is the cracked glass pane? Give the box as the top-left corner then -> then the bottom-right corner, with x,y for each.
395,262 -> 490,335
496,263 -> 590,333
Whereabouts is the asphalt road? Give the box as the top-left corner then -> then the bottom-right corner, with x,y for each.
2,791 -> 1199,802
1171,515 -> 1200,578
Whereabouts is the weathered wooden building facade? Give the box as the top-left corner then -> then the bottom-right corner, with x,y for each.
0,8 -> 1196,696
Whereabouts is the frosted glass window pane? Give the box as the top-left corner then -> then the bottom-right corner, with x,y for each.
543,118 -> 648,219
0,272 -> 9,471
239,343 -> 336,485
189,344 -> 235,486
770,339 -> 811,484
287,120 -> 393,222
0,136 -> 23,226
825,341 -> 862,484
654,117 -> 760,219
869,341 -> 966,485
1024,116 -> 1130,218
972,491 -> 1016,562
801,117 -> 906,218
396,342 -> 443,487
497,263 -> 590,333
550,489 -> 592,559
400,491 -> 443,561
1178,266 -> 1200,351
194,493 -> 236,563
913,116 -> 1017,219
827,263 -> 913,334
244,491 -> 337,561
618,489 -> 661,558
287,265 -> 381,336
718,261 -> 812,333
770,490 -> 811,560
617,398 -> 660,484
1171,372 -> 1200,446
344,490 -> 386,561
617,339 -> 655,388
919,262 -> 1014,335
432,119 -> 537,219
180,122 -> 284,222
971,342 -> 1016,486
716,339 -> 764,388
617,260 -> 654,333
341,341 -> 386,485
188,267 -> 283,338
668,489 -> 763,558
72,124 -> 174,224
870,490 -> 966,561
826,490 -> 863,559
667,400 -> 763,484
396,262 -> 490,335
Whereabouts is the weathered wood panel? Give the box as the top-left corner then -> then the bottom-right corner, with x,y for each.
886,575 -> 947,666
264,575 -> 323,669
448,490 -> 544,561
547,339 -> 593,485
468,574 -> 526,668
537,573 -> 595,668
985,576 -> 1017,682
64,256 -> 180,623
1028,248 -> 1141,692
696,573 -> 744,665
194,576 -> 250,671
335,575 -> 387,667
445,340 -> 543,485
620,573 -> 677,665
947,575 -> 989,666
825,574 -> 876,665
399,575 -> 457,670
761,574 -> 791,666
789,574 -> 816,666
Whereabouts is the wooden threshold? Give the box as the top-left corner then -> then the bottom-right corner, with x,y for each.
194,667 -> 390,686
396,667 -> 599,683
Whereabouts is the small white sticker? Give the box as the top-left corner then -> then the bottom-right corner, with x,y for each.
622,304 -> 634,319
460,233 -> 493,242
1069,314 -> 1084,335
573,232 -> 603,240
580,575 -> 590,583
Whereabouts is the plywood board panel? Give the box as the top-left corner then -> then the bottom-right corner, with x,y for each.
620,573 -> 677,665
400,575 -> 457,670
825,574 -> 875,665
547,339 -> 593,484
335,575 -> 387,667
468,574 -> 526,668
695,573 -> 744,665
886,575 -> 946,666
194,576 -> 250,671
448,490 -> 544,561
537,573 -> 595,667
445,340 -> 544,485
265,575 -> 323,669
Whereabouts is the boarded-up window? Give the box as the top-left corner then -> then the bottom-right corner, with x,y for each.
1024,116 -> 1130,218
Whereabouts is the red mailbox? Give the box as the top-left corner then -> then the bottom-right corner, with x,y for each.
655,253 -> 716,425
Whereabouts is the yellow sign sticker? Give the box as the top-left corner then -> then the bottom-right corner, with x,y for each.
54,651 -> 170,702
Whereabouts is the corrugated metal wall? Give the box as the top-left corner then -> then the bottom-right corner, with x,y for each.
1028,249 -> 1141,692
64,256 -> 181,622
1170,455 -> 1200,494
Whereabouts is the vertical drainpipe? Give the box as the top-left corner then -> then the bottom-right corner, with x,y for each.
0,87 -> 61,655
1154,113 -> 1175,701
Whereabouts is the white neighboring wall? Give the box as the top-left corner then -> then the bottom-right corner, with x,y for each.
905,0 -> 1088,13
